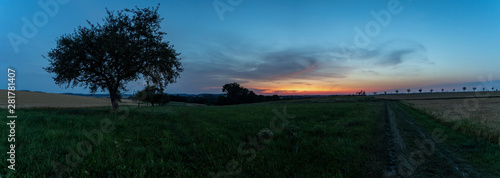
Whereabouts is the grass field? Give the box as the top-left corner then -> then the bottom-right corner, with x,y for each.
0,100 -> 386,177
2,92 -> 500,177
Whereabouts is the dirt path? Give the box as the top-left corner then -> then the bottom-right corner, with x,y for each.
384,101 -> 483,177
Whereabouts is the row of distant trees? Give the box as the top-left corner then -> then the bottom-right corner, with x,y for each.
130,87 -> 215,106
131,84 -> 170,107
130,91 -> 220,106
131,82 -> 280,106
373,86 -> 497,95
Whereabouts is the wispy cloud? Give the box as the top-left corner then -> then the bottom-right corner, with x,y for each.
185,46 -> 349,82
343,39 -> 431,67
169,39 -> 433,94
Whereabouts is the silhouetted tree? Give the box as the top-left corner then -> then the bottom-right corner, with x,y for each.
430,89 -> 434,93
267,95 -> 281,101
407,89 -> 411,94
483,87 -> 485,91
384,91 -> 387,95
441,88 -> 444,92
132,84 -> 169,106
463,87 -> 467,92
473,87 -> 477,92
222,83 -> 250,104
170,94 -> 188,102
418,88 -> 422,93
257,95 -> 265,102
218,83 -> 280,105
453,89 -> 456,92
43,5 -> 182,111
356,90 -> 366,96
493,87 -> 495,91
217,95 -> 228,105
132,89 -> 147,107
395,90 -> 399,94
247,91 -> 258,103
131,92 -> 140,107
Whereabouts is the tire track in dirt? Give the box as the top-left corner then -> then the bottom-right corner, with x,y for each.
384,101 -> 483,177
384,102 -> 406,176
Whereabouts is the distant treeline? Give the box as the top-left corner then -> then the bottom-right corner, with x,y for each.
130,91 -> 220,106
128,93 -> 280,106
216,94 -> 280,105
216,83 -> 280,105
170,94 -> 220,105
130,83 -> 281,106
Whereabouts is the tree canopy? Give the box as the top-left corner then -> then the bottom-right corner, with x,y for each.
44,4 -> 182,110
218,83 -> 280,105
222,83 -> 250,104
132,84 -> 169,107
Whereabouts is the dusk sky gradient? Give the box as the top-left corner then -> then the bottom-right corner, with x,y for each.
1,0 -> 500,95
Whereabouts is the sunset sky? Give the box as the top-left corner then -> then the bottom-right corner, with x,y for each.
1,0 -> 500,95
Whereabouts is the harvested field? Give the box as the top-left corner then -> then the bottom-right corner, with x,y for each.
375,91 -> 500,100
0,89 -> 136,109
405,97 -> 500,143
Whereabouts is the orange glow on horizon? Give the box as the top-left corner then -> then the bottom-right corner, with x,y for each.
243,78 -> 392,95
232,77 -> 416,95
255,86 -> 359,95
261,90 -> 353,95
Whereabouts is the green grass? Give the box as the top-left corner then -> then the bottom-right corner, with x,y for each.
0,100 -> 385,177
398,102 -> 500,176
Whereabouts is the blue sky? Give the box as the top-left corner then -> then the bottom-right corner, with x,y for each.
1,0 -> 499,95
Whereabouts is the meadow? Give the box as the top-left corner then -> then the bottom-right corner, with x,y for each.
2,91 -> 500,177
0,100 -> 386,177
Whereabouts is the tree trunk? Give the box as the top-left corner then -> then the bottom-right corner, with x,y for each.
111,97 -> 119,111
109,88 -> 119,111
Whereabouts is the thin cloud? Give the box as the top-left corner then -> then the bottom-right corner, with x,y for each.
168,39 -> 432,94
337,39 -> 431,67
378,49 -> 415,66
186,46 -> 350,82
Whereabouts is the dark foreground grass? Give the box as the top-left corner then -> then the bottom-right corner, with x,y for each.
0,101 -> 385,177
